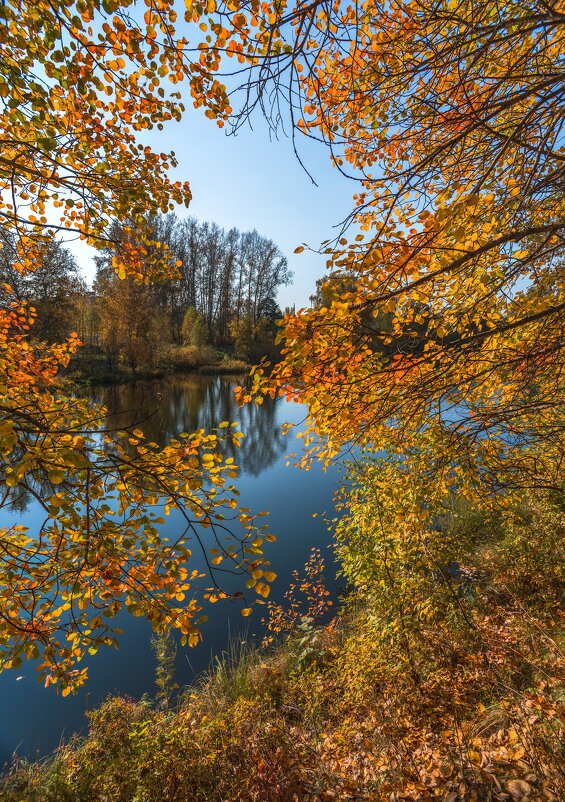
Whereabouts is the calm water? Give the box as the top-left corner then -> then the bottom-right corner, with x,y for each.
0,375 -> 342,763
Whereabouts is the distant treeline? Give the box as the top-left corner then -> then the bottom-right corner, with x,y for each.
0,215 -> 293,375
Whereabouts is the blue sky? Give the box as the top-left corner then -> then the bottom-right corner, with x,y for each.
71,107 -> 355,310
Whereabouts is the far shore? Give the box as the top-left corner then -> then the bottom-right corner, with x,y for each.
67,360 -> 251,387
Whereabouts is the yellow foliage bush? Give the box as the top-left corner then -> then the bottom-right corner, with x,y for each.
166,344 -> 219,370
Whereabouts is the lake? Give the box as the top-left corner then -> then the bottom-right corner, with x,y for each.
0,374 -> 343,764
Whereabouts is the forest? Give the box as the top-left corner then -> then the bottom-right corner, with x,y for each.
0,0 -> 564,800
0,216 -> 291,376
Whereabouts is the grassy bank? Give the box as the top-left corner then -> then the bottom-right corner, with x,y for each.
1,489 -> 563,801
66,345 -> 250,385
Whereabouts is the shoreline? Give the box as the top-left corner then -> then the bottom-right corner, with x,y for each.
66,361 -> 251,387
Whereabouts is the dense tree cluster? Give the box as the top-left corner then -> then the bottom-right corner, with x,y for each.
92,216 -> 290,368
0,216 -> 290,374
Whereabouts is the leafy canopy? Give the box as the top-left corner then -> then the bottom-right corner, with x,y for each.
236,0 -> 565,497
2,0 -> 564,690
0,0 -> 282,691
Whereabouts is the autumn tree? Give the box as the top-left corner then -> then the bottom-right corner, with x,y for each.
0,0 -> 284,692
215,9 -> 565,777
229,0 -> 565,500
181,306 -> 209,347
96,268 -> 169,371
229,314 -> 258,359
0,234 -> 86,342
3,0 -> 563,694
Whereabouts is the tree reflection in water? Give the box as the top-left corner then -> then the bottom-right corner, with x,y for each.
0,374 -> 292,516
89,374 -> 291,477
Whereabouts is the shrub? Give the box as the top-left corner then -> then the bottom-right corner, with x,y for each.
166,344 -> 218,370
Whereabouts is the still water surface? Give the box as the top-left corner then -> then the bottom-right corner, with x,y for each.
0,375 -> 342,763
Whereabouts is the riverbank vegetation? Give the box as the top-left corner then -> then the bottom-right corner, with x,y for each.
0,0 -> 563,798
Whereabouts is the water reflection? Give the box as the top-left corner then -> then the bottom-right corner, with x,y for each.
89,375 -> 291,477
0,375 -> 294,516
0,374 -> 339,763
